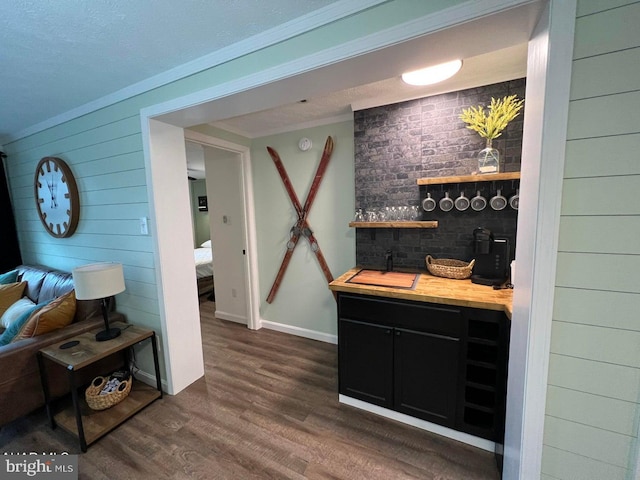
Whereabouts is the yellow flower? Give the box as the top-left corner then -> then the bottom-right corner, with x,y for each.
459,95 -> 524,140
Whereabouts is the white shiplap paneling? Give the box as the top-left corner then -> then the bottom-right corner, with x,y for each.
543,1 -> 640,477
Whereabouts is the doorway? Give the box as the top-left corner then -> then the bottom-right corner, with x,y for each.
140,2 -> 574,478
186,131 -> 255,326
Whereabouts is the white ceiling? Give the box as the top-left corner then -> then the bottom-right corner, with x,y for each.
2,0 -> 536,150
210,43 -> 529,139
0,0 -> 341,143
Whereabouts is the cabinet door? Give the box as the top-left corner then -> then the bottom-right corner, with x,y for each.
394,328 -> 460,427
338,319 -> 393,408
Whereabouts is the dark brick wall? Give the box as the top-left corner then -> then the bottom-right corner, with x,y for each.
354,79 -> 525,270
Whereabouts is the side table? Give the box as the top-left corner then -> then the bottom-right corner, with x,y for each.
37,322 -> 163,452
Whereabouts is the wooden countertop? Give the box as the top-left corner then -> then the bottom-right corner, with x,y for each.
329,267 -> 513,319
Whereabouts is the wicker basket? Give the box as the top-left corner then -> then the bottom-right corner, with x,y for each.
426,255 -> 475,280
85,375 -> 132,411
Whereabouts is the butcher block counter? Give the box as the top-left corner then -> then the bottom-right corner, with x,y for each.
329,267 -> 513,319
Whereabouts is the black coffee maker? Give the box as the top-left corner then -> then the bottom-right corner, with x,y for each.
471,227 -> 510,286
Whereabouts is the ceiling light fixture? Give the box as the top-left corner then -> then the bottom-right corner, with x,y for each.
401,59 -> 463,86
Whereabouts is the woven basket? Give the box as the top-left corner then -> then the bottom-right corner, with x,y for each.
85,375 -> 132,411
426,255 -> 475,280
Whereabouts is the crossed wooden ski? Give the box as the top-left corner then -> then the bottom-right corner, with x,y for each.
266,136 -> 335,303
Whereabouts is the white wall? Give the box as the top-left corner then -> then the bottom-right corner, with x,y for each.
204,147 -> 248,323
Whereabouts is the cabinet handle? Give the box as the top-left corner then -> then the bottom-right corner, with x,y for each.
395,331 -> 401,336
385,329 -> 391,335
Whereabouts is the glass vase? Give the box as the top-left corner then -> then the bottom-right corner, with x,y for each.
478,139 -> 500,174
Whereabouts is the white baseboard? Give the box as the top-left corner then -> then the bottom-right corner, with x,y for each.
261,320 -> 337,344
215,310 -> 248,325
135,368 -> 168,393
339,394 -> 495,452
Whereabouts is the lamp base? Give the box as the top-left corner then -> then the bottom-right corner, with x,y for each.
95,327 -> 121,342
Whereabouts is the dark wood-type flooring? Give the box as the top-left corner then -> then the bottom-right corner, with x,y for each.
1,300 -> 499,479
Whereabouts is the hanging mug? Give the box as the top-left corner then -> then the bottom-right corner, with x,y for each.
422,192 -> 436,212
454,191 -> 470,211
439,192 -> 454,212
490,189 -> 507,211
509,189 -> 520,210
471,190 -> 487,211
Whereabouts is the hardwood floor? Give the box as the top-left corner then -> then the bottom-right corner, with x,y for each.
1,300 -> 499,479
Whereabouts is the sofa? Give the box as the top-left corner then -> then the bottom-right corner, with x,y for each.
0,265 -> 124,427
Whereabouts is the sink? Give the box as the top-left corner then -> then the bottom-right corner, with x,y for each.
346,269 -> 419,289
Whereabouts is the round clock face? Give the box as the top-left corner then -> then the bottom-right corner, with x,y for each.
34,157 -> 79,238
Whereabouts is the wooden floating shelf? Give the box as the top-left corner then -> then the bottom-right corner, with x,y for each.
349,221 -> 438,229
417,172 -> 520,186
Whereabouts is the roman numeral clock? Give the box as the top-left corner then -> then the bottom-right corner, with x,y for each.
34,157 -> 80,238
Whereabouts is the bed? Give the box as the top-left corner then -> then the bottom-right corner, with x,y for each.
195,240 -> 215,298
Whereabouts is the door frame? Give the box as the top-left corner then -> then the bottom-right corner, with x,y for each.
140,1 -> 575,477
185,129 -> 261,330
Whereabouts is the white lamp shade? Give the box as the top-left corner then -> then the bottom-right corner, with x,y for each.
72,263 -> 125,300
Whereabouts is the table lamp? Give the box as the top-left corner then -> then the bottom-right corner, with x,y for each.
72,263 -> 125,341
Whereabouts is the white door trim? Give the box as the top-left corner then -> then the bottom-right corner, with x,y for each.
504,1 -> 576,478
141,119 -> 205,395
184,130 -> 261,330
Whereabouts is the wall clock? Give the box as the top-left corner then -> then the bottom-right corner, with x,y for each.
34,156 -> 80,238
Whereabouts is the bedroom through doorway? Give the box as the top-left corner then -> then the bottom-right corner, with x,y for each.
185,132 -> 253,327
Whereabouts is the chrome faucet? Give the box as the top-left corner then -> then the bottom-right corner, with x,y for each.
385,250 -> 393,272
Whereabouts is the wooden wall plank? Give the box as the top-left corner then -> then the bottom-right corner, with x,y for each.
542,445 -> 628,480
556,252 -> 640,293
566,91 -> 640,140
81,170 -> 147,192
123,280 -> 159,300
577,0 -> 638,17
554,286 -> 640,331
570,47 -> 640,100
80,186 -> 148,206
564,134 -> 640,178
117,295 -> 164,316
76,204 -> 150,220
544,416 -> 633,467
573,2 -> 640,59
7,135 -> 142,179
551,321 -> 640,368
545,385 -> 637,436
549,354 -> 640,402
9,115 -> 142,159
560,176 -> 640,216
558,216 -> 640,255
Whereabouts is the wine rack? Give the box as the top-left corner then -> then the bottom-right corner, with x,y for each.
459,311 -> 510,441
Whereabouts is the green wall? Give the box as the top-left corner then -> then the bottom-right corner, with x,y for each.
2,0 -> 455,382
252,121 -> 355,334
541,2 -> 640,479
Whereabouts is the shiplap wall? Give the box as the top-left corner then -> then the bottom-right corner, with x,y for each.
541,2 -> 640,479
3,1 -> 453,384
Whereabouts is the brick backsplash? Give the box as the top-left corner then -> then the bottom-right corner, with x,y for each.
354,79 -> 524,270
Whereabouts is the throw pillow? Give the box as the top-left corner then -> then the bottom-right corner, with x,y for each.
14,290 -> 77,340
0,297 -> 36,329
0,269 -> 18,285
0,282 -> 27,317
0,302 -> 47,346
